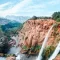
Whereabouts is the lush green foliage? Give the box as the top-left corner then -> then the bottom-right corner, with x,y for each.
42,46 -> 55,60
0,26 -> 10,54
0,37 -> 11,54
30,16 -> 37,20
37,17 -> 51,19
1,22 -> 21,31
0,21 -> 23,54
56,18 -> 60,22
22,45 -> 28,50
29,16 -> 52,20
1,22 -> 23,36
0,25 -> 4,38
52,12 -> 60,22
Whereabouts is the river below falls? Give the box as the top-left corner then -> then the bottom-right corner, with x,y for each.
0,34 -> 59,60
0,46 -> 37,60
0,35 -> 58,60
0,36 -> 37,60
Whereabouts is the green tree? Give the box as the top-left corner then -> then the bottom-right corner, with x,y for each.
0,25 -> 4,38
56,18 -> 60,22
0,37 -> 11,54
52,12 -> 60,20
30,16 -> 37,20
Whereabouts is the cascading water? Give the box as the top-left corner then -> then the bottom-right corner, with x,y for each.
36,24 -> 56,60
11,36 -> 22,60
11,36 -> 25,60
48,42 -> 60,60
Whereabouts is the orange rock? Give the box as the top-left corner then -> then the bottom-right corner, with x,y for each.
54,55 -> 60,60
57,28 -> 60,32
48,19 -> 56,26
32,39 -> 37,46
46,36 -> 55,46
18,19 -> 58,54
6,56 -> 16,60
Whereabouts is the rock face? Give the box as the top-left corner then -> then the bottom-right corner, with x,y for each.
18,19 -> 60,55
54,54 -> 60,60
6,56 -> 16,60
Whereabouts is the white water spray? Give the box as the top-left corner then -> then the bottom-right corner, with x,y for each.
11,36 -> 22,60
36,24 -> 56,60
48,42 -> 60,60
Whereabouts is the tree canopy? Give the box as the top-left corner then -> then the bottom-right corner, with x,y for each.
52,12 -> 60,22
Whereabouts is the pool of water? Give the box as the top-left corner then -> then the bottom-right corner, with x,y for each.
0,57 -> 6,60
0,46 -> 20,60
0,36 -> 37,60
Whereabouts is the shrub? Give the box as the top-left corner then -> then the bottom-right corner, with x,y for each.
56,18 -> 60,22
30,16 -> 37,20
0,37 -> 11,54
52,12 -> 60,20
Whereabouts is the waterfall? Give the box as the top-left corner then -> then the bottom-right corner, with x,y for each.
36,24 -> 56,60
11,36 -> 22,60
48,42 -> 60,60
11,36 -> 19,47
15,51 -> 21,60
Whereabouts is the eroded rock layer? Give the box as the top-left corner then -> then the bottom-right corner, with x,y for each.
18,19 -> 60,55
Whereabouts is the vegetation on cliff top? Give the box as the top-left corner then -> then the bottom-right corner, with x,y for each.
29,12 -> 60,22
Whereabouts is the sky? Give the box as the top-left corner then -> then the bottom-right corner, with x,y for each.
0,0 -> 60,17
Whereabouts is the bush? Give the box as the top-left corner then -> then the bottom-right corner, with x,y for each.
0,37 -> 11,54
56,18 -> 60,22
30,16 -> 37,20
42,46 -> 55,60
52,12 -> 60,20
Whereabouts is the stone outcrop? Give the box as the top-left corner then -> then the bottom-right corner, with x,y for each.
6,56 -> 16,60
54,54 -> 60,60
18,19 -> 60,55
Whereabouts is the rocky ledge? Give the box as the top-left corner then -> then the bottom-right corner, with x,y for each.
18,19 -> 60,59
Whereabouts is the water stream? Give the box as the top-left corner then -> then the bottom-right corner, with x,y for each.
36,24 -> 56,60
0,36 -> 21,60
49,42 -> 60,60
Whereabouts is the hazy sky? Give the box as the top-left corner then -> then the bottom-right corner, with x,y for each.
0,0 -> 60,17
